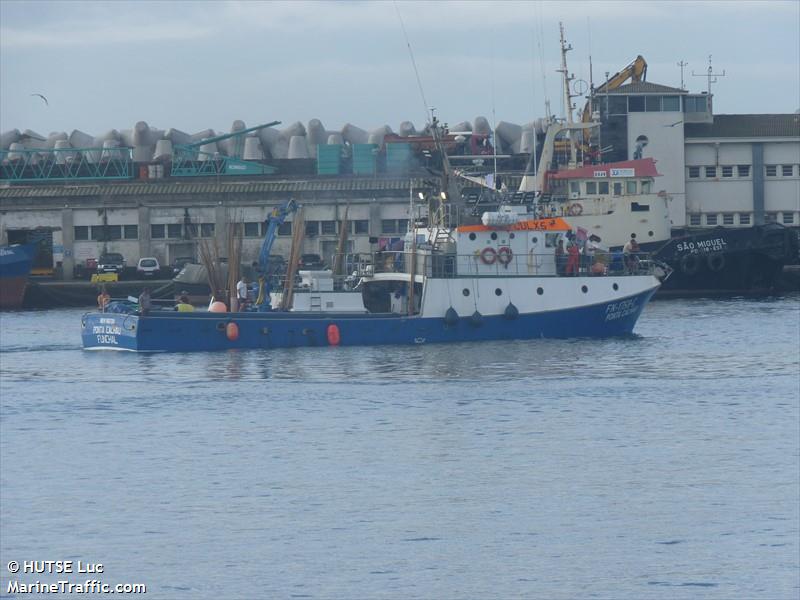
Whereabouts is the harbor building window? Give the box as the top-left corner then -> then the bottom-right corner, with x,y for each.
305,221 -> 319,237
598,181 -> 609,195
570,181 -> 580,195
628,96 -> 645,112
74,226 -> 89,241
765,213 -> 778,223
689,214 -> 702,226
200,223 -> 215,237
706,214 -> 718,226
721,166 -> 733,178
585,181 -> 597,195
381,219 -> 397,234
123,225 -> 138,240
739,213 -> 751,225
277,222 -> 291,236
91,225 -> 121,241
626,180 -> 637,194
783,212 -> 795,224
645,96 -> 661,112
352,220 -> 369,234
398,219 -> 409,232
321,220 -> 337,235
737,165 -> 750,177
167,224 -> 182,239
705,166 -> 717,178
151,224 -> 165,239
613,182 -> 622,196
662,96 -> 681,111
765,165 -> 777,177
641,180 -> 651,193
781,165 -> 794,176
244,222 -> 260,237
688,166 -> 700,178
723,214 -> 735,225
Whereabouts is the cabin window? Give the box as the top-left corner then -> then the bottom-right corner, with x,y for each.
352,220 -> 369,234
688,166 -> 700,178
305,221 -> 320,237
150,224 -> 165,239
585,181 -> 597,195
598,181 -> 609,195
738,213 -> 751,225
607,96 -> 628,115
765,165 -> 777,177
545,233 -> 559,248
782,165 -> 794,177
569,181 -> 580,194
613,182 -> 622,196
723,214 -> 734,225
705,166 -> 717,178
123,225 -> 138,240
628,96 -> 645,112
244,222 -> 260,237
689,214 -> 701,226
321,220 -> 337,235
684,96 -> 708,113
74,226 -> 89,241
641,180 -> 651,193
201,223 -> 215,237
631,202 -> 650,212
783,212 -> 795,224
626,180 -> 638,194
662,96 -> 681,111
721,166 -> 733,178
737,165 -> 750,177
645,96 -> 661,112
277,222 -> 291,236
706,214 -> 718,226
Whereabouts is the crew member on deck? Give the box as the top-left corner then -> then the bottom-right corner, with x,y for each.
97,286 -> 110,311
175,295 -> 194,312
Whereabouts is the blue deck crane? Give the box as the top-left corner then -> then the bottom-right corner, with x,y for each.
254,198 -> 297,310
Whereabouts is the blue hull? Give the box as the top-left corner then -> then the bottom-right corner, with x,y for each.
0,244 -> 35,309
82,288 -> 656,352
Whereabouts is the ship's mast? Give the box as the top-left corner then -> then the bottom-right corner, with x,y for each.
556,22 -> 579,167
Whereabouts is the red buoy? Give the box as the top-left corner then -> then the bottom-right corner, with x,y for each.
327,323 -> 341,346
226,322 -> 239,341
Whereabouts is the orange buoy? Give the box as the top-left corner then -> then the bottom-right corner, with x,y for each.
226,322 -> 239,341
209,301 -> 228,313
326,323 -> 341,346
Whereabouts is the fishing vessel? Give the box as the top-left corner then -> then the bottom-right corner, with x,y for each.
0,244 -> 35,310
81,211 -> 662,352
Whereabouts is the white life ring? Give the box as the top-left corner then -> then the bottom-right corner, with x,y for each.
568,203 -> 584,217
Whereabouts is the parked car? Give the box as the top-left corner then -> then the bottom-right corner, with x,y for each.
97,252 -> 126,275
136,257 -> 160,278
299,253 -> 325,270
171,256 -> 195,276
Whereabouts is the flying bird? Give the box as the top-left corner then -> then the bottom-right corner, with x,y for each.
30,93 -> 49,106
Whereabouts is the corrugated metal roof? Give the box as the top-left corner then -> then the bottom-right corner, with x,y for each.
685,114 -> 800,138
605,81 -> 687,95
0,176 -> 435,199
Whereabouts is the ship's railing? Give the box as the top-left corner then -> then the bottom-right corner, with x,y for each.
366,250 -> 659,279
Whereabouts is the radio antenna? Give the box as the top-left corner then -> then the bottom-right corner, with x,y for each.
692,55 -> 725,95
393,1 -> 431,124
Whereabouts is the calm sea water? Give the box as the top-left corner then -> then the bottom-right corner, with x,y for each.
1,297 -> 798,599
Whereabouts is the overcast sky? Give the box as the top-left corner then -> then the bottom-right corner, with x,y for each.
1,0 -> 798,137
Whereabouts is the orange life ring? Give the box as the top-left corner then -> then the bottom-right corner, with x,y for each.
568,203 -> 583,216
327,323 -> 341,346
497,246 -> 513,267
480,247 -> 497,265
226,321 -> 239,341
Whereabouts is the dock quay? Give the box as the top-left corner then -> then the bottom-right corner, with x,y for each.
24,278 -> 175,309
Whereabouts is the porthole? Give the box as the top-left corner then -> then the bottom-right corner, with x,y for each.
462,288 -> 470,297
536,287 -> 544,295
648,230 -> 654,237
532,236 -> 538,244
581,285 -> 588,293
509,232 -> 515,239
469,232 -> 476,241
495,288 -> 503,296
490,232 -> 498,240
613,283 -> 619,291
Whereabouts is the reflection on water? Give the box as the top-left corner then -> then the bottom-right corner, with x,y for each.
0,297 -> 798,599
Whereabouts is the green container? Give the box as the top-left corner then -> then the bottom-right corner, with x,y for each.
353,144 -> 377,175
317,144 -> 342,175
